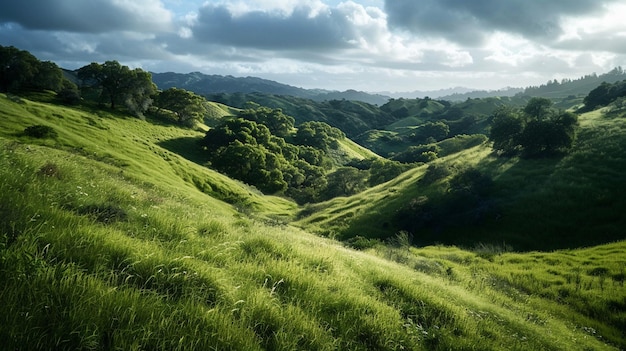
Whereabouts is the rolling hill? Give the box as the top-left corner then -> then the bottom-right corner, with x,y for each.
295,107 -> 626,251
1,92 -> 625,350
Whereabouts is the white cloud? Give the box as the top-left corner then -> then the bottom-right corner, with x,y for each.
1,0 -> 625,92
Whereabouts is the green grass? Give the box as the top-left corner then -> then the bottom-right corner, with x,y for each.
1,93 -> 624,350
299,109 -> 626,250
330,137 -> 381,163
0,93 -> 296,220
296,143 -> 492,240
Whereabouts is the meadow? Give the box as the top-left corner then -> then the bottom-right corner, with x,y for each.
0,92 -> 624,350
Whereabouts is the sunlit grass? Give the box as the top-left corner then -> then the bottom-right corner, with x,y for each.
1,93 -> 624,350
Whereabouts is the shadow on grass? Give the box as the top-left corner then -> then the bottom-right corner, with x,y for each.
157,136 -> 208,166
464,147 -> 626,251
338,146 -> 625,251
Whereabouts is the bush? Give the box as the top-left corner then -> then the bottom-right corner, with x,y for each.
57,87 -> 81,105
37,162 -> 62,179
344,236 -> 381,250
23,125 -> 58,139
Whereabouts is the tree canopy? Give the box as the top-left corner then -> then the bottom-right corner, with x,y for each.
201,118 -> 312,196
154,88 -> 207,127
0,45 -> 67,93
77,61 -> 156,115
489,100 -> 578,157
238,105 -> 295,138
582,80 -> 626,111
294,121 -> 345,150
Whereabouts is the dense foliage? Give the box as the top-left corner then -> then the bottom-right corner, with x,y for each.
201,107 -> 338,202
489,97 -> 578,157
582,79 -> 626,112
77,60 -> 156,116
153,87 -> 208,127
0,45 -> 72,94
200,106 -> 414,203
238,103 -> 295,137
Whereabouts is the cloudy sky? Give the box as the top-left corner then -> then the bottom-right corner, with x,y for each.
1,0 -> 625,92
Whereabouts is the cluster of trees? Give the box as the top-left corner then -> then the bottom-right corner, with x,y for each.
408,121 -> 450,144
200,106 -> 411,203
74,63 -> 221,126
489,97 -> 578,157
77,61 -> 213,124
200,107 -> 333,202
77,61 -> 156,117
0,45 -> 77,101
152,87 -> 207,127
582,80 -> 626,112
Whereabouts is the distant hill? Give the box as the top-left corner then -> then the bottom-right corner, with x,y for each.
379,67 -> 626,103
311,89 -> 390,106
205,92 -> 398,138
150,71 -> 391,105
381,87 -> 476,99
520,67 -> 626,99
438,87 -> 523,101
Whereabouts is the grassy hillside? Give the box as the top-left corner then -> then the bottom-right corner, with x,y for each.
0,93 -> 295,219
1,93 -> 625,350
297,108 -> 626,251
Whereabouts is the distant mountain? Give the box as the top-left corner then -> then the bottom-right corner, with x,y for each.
150,72 -> 391,105
377,86 -> 523,102
151,72 -> 316,98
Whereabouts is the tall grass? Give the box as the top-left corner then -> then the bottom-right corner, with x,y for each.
0,94 -> 624,350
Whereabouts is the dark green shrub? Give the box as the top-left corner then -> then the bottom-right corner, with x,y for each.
23,125 -> 57,139
37,162 -> 62,179
344,236 -> 381,250
57,87 -> 81,105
